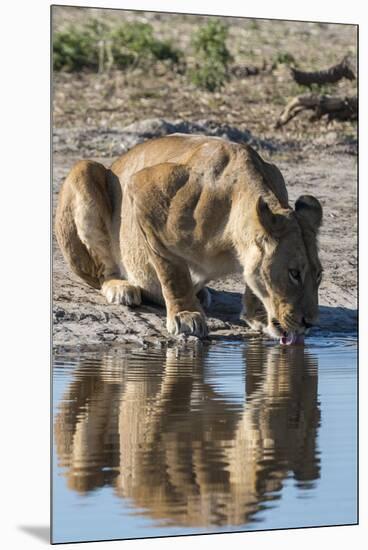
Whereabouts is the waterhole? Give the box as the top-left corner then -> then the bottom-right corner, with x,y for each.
52,337 -> 357,543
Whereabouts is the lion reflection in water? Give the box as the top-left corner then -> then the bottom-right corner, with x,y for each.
54,345 -> 320,527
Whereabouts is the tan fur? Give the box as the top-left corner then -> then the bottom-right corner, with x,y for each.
55,134 -> 323,338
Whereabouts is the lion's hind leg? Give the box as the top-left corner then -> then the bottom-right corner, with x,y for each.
55,160 -> 141,306
101,279 -> 141,306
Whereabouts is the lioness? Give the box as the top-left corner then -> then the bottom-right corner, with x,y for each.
55,134 -> 323,339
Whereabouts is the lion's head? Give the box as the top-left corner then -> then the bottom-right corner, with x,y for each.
243,195 -> 323,339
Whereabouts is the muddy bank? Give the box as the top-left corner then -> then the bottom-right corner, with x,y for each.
52,135 -> 357,349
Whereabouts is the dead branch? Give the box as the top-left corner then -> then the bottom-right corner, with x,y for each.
290,56 -> 356,86
275,94 -> 357,128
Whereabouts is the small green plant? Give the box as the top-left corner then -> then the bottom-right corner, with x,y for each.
53,20 -> 181,72
190,20 -> 232,92
111,22 -> 181,68
190,61 -> 228,93
53,24 -> 101,71
192,20 -> 232,66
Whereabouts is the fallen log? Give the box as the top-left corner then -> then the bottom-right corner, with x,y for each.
275,94 -> 357,128
290,56 -> 355,86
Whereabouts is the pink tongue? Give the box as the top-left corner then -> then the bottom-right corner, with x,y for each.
280,333 -> 305,346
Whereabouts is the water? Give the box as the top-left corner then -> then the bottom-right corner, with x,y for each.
52,337 -> 357,543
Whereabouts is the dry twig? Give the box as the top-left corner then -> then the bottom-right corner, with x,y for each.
290,55 -> 355,86
275,94 -> 357,128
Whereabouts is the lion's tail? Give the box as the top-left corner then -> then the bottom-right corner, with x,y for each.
54,160 -> 115,290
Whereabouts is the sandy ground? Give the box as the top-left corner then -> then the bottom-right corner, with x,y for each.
52,139 -> 357,349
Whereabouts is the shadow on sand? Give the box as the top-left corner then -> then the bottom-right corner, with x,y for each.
122,287 -> 356,341
207,288 -> 357,335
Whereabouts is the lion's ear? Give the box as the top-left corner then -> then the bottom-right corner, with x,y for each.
256,196 -> 287,237
295,195 -> 323,231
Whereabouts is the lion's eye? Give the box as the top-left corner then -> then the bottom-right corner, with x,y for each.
289,269 -> 301,284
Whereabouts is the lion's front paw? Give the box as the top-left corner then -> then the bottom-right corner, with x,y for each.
242,317 -> 267,332
241,315 -> 266,333
241,299 -> 267,333
102,280 -> 142,306
167,311 -> 208,338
